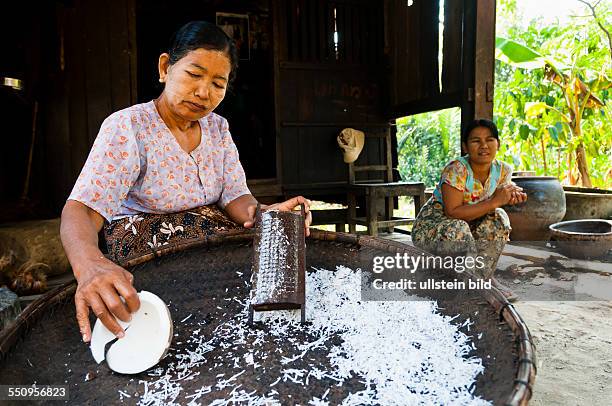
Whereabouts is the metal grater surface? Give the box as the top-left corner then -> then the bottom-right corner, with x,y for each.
249,204 -> 306,322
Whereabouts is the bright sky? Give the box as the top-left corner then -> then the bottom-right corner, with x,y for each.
515,0 -> 587,25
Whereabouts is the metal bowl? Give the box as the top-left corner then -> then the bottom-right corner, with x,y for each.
549,219 -> 612,259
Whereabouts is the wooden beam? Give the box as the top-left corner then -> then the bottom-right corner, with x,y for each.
387,92 -> 461,119
281,121 -> 388,127
460,0 -> 477,151
353,165 -> 388,172
272,0 -> 283,183
310,208 -> 348,225
474,0 -> 496,119
126,0 -> 137,105
247,179 -> 283,204
349,217 -> 415,227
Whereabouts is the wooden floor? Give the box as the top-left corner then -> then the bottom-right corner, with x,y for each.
370,231 -> 611,285
378,231 -> 414,246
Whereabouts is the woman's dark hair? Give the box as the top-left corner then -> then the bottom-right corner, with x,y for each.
168,21 -> 239,84
462,119 -> 499,144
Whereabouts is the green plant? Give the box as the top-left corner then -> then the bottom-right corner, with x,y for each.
496,37 -> 611,187
494,0 -> 611,188
396,1 -> 611,189
396,108 -> 461,187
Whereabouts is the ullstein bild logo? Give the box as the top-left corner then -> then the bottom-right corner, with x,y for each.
371,278 -> 493,291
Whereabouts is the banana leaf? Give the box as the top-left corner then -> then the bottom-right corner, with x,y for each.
495,37 -> 544,69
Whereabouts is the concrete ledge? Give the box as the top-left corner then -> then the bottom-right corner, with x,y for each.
0,287 -> 20,331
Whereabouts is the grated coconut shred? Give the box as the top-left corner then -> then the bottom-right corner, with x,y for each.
132,266 -> 490,406
251,210 -> 298,307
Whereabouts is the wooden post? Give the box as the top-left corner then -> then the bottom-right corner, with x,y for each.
348,191 -> 357,234
474,0 -> 496,119
272,0 -> 283,184
366,190 -> 378,237
460,0 -> 476,152
414,187 -> 425,219
385,127 -> 394,233
127,0 -> 138,105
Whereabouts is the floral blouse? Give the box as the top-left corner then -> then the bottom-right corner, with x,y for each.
432,156 -> 513,206
68,101 -> 251,222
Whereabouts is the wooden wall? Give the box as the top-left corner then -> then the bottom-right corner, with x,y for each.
273,0 -> 389,199
0,3 -> 43,211
386,0 -> 495,151
0,0 -> 496,217
135,0 -> 276,180
272,0 -> 490,199
0,0 -> 136,215
44,0 -> 137,211
386,0 -> 471,116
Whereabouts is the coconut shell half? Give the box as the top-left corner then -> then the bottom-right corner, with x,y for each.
90,291 -> 173,374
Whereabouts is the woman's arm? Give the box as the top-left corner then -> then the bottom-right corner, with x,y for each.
224,194 -> 312,236
60,200 -> 140,342
442,183 -> 521,222
218,119 -> 312,234
223,194 -> 260,226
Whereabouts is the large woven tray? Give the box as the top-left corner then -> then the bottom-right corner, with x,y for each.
0,230 -> 535,405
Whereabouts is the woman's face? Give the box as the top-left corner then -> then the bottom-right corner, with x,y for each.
463,126 -> 499,165
158,48 -> 231,120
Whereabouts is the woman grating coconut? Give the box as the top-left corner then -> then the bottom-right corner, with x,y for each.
411,119 -> 527,301
60,21 -> 312,344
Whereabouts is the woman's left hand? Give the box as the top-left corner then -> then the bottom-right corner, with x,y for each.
244,196 -> 312,236
506,185 -> 528,205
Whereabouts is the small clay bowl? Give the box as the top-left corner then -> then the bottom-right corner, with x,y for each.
549,219 -> 612,259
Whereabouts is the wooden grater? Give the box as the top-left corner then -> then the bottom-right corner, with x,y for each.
249,203 -> 306,324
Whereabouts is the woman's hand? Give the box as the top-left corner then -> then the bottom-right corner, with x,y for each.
492,184 -> 527,207
74,257 -> 140,342
507,185 -> 528,205
491,184 -> 514,207
61,200 -> 140,343
244,196 -> 312,236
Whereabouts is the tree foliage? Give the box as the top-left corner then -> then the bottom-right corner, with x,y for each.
494,0 -> 611,188
396,0 -> 611,189
396,108 -> 461,187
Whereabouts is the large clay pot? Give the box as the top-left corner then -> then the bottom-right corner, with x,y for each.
504,176 -> 566,241
563,186 -> 612,221
511,171 -> 536,177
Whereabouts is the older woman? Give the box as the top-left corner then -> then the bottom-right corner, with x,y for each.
412,119 -> 527,300
60,21 -> 311,343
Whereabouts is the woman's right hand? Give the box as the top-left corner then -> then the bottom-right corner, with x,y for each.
60,200 -> 141,343
74,256 -> 140,343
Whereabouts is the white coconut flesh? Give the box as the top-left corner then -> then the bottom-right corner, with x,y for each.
90,291 -> 173,374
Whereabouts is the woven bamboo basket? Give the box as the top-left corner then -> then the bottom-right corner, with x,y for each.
0,229 -> 535,405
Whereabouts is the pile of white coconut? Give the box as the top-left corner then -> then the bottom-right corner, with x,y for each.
90,267 -> 490,405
